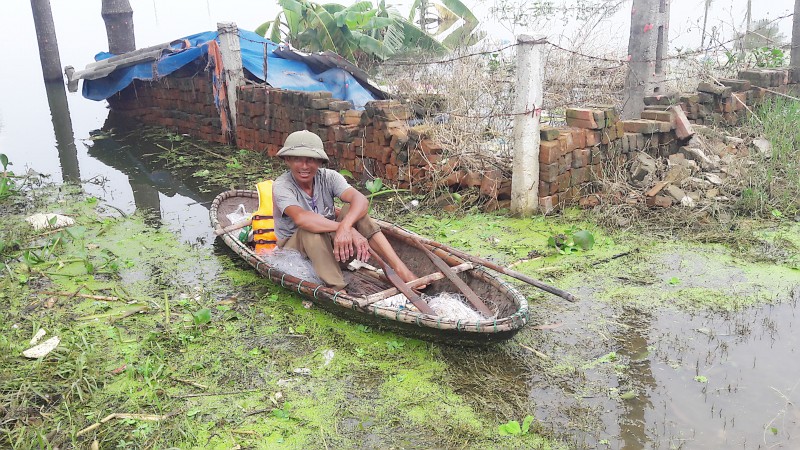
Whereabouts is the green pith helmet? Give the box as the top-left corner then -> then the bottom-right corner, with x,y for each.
276,130 -> 329,162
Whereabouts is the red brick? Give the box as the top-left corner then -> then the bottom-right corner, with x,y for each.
538,181 -> 557,197
621,119 -> 670,134
640,110 -> 674,124
342,109 -> 366,125
366,146 -> 392,164
441,170 -> 465,187
480,170 -> 501,198
566,117 -> 600,130
540,163 -> 558,183
572,148 -> 591,168
570,167 -> 588,186
590,163 -> 603,180
569,128 -> 587,148
538,194 -> 560,213
420,139 -> 443,154
539,141 -> 561,164
670,105 -> 694,140
646,195 -> 673,208
559,153 -> 572,174
585,130 -> 602,147
557,172 -> 571,192
319,111 -> 340,126
566,107 -> 604,124
385,164 -> 398,181
579,195 -> 600,208
558,132 -> 576,154
460,171 -> 483,187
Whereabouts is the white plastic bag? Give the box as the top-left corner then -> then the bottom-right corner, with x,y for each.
226,204 -> 249,225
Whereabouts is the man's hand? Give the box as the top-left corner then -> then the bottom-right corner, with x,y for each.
333,226 -> 371,263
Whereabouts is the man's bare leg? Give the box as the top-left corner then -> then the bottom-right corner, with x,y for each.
368,231 -> 420,285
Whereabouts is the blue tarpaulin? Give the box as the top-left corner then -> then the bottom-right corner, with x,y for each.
83,30 -> 379,108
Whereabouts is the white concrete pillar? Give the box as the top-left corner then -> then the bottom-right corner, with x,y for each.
510,35 -> 545,216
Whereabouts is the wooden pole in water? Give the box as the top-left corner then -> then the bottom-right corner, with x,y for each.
510,35 -> 545,216
217,22 -> 245,145
29,0 -> 63,81
102,0 -> 136,54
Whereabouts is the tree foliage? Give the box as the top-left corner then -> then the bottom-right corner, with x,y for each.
256,0 -> 482,66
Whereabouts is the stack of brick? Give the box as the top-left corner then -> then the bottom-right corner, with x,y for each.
676,68 -> 798,126
618,107 -> 689,160
536,106 -> 621,211
106,74 -> 224,143
233,89 -> 468,196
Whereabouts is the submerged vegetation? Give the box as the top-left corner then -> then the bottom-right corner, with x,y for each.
2,107 -> 799,447
1,182 -> 564,448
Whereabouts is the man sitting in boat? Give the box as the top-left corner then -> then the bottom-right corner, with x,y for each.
272,130 -> 419,292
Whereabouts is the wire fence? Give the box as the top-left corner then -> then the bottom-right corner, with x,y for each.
368,11 -> 795,173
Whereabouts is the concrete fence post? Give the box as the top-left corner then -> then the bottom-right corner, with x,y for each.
622,0 -> 670,119
792,0 -> 800,81
102,0 -> 136,55
217,22 -> 245,141
510,35 -> 545,216
30,0 -> 63,81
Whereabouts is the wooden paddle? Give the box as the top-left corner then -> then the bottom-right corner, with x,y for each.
409,239 -> 494,317
368,249 -> 436,316
378,222 -> 577,303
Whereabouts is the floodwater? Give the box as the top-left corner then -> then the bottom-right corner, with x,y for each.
2,1 -> 799,449
526,287 -> 800,449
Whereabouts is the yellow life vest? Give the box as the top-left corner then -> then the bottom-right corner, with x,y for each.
253,180 -> 277,253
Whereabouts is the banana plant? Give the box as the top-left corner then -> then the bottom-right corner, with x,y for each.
408,0 -> 485,48
256,0 -> 457,66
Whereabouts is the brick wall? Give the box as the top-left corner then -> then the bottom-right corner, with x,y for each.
107,73 -> 225,144
106,66 -> 798,212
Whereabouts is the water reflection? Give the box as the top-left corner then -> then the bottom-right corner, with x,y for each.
44,81 -> 80,182
614,306 -> 657,449
84,117 -> 220,246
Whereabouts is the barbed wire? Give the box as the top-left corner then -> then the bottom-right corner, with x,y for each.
383,11 -> 795,67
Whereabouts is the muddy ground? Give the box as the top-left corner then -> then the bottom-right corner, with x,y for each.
1,133 -> 799,449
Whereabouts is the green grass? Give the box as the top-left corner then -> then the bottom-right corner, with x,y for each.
739,97 -> 800,217
0,184 -> 563,449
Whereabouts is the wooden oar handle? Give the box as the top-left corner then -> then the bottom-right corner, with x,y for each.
214,218 -> 252,236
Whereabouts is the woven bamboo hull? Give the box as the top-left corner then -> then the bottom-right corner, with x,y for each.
210,190 -> 530,344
